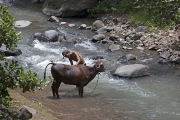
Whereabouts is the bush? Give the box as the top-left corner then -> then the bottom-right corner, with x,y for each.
90,0 -> 180,30
0,6 -> 44,106
88,0 -> 113,14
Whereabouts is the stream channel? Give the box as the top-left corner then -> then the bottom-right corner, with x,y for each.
1,1 -> 180,120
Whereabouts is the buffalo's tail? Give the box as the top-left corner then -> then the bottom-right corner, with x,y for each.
44,62 -> 55,80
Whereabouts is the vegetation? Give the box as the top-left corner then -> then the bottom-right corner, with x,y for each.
89,0 -> 180,30
0,6 -> 44,106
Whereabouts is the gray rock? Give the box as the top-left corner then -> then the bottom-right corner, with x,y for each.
148,45 -> 157,50
92,20 -> 105,31
91,34 -> 106,42
136,26 -> 148,33
130,33 -> 143,40
96,26 -> 107,34
68,24 -> 76,27
47,16 -> 59,23
79,24 -> 87,29
15,20 -> 31,28
109,34 -> 119,41
126,54 -> 136,61
44,30 -> 59,42
169,55 -> 180,64
0,48 -> 22,56
114,64 -> 149,78
160,51 -> 171,59
109,44 -> 120,52
34,32 -> 44,41
18,105 -> 36,120
42,0 -> 97,17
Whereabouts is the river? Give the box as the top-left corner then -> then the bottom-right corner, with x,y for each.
2,1 -> 180,120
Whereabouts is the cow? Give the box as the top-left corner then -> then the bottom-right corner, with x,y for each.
44,60 -> 105,98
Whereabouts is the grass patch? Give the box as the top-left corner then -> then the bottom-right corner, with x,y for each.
89,0 -> 180,31
9,90 -> 58,120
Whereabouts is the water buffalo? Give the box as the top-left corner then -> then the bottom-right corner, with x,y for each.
44,60 -> 105,98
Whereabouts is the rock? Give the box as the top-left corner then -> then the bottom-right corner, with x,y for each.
158,58 -> 169,64
169,55 -> 180,64
122,46 -> 128,50
160,51 -> 171,59
101,38 -> 110,44
68,24 -> 76,27
15,20 -> 31,28
92,20 -> 105,31
114,64 -> 149,78
86,26 -> 92,30
126,54 -> 136,61
20,105 -> 36,115
47,16 -> 59,22
0,48 -> 22,56
136,26 -> 148,33
136,46 -> 144,51
34,30 -> 59,42
148,45 -> 157,50
60,22 -> 67,25
33,32 -> 44,41
18,105 -> 35,120
109,34 -> 119,41
42,0 -> 97,17
44,30 -> 59,42
108,43 -> 120,52
91,34 -> 106,42
96,26 -> 107,34
116,55 -> 127,63
79,24 -> 87,29
106,26 -> 114,32
130,33 -> 143,40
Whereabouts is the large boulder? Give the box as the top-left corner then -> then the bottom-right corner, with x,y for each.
34,30 -> 59,42
0,49 -> 22,56
114,64 -> 149,78
42,0 -> 98,17
18,105 -> 36,120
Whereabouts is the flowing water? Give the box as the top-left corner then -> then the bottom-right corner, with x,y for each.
2,1 -> 180,120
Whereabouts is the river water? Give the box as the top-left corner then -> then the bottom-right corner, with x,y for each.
2,1 -> 180,120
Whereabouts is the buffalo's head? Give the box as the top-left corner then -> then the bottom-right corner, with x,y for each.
94,60 -> 105,72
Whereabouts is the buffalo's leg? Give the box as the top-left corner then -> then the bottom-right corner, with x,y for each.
54,81 -> 61,98
51,82 -> 56,97
78,86 -> 84,97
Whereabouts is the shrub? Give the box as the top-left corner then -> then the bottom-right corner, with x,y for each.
0,6 -> 44,106
90,0 -> 180,30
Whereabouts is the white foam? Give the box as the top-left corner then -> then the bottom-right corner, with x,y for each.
36,60 -> 51,68
25,55 -> 41,64
75,41 -> 97,51
33,39 -> 60,54
35,57 -> 95,70
4,56 -> 15,60
104,75 -> 157,98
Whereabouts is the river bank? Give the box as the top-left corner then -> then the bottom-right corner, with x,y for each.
10,90 -> 58,120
